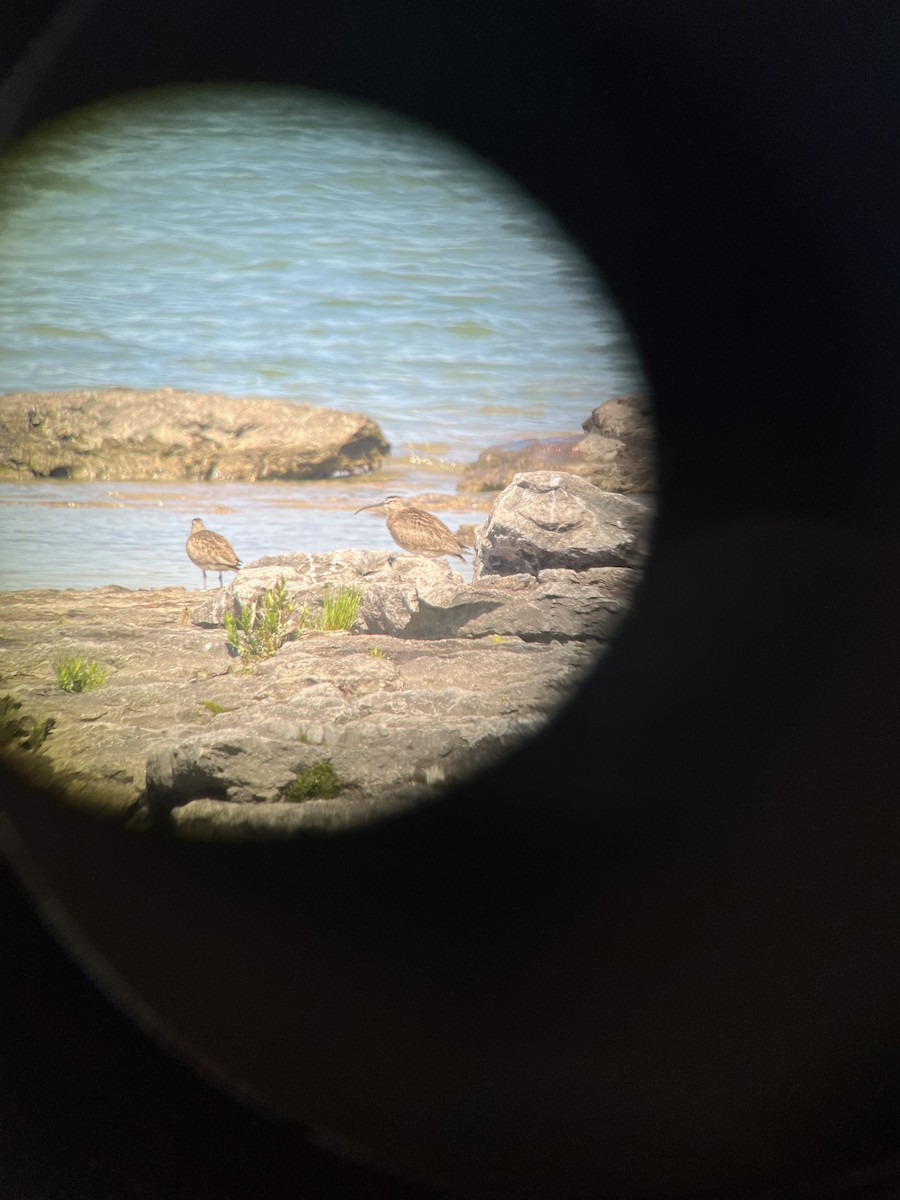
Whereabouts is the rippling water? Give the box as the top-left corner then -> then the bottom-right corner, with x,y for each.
0,84 -> 645,590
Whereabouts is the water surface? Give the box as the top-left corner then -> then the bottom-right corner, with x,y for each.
0,84 -> 646,590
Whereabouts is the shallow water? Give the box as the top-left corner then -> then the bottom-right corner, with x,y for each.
0,83 -> 646,590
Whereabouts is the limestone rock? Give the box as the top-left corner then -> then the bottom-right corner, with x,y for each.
459,395 -> 656,494
384,568 -> 639,643
190,548 -> 638,644
137,630 -> 592,832
168,797 -> 405,839
0,388 -> 388,481
188,549 -> 463,631
0,540 -> 636,837
473,471 -> 652,579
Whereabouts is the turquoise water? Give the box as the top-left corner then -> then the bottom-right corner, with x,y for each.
0,83 -> 645,590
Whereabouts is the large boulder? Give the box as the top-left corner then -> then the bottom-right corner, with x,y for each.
459,395 -> 656,494
0,388 -> 388,481
473,471 -> 652,579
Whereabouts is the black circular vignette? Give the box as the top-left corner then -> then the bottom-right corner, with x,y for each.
1,2 -> 899,1199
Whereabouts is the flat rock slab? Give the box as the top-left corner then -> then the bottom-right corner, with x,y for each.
0,585 -> 601,836
0,388 -> 388,481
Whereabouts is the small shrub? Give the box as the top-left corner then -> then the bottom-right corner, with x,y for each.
224,577 -> 296,664
56,654 -> 108,693
0,695 -> 26,747
285,760 -> 344,802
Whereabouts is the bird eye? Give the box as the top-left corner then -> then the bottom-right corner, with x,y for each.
0,83 -> 655,840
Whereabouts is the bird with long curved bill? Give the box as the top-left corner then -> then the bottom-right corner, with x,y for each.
355,495 -> 468,562
186,518 -> 242,588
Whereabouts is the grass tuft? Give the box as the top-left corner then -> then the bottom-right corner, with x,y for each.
315,585 -> 362,632
56,654 -> 108,693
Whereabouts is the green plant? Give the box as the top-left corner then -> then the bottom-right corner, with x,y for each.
24,714 -> 55,750
368,645 -> 385,658
200,699 -> 232,714
224,577 -> 296,663
315,585 -> 362,632
284,760 -> 344,802
56,654 -> 108,693
0,694 -> 55,751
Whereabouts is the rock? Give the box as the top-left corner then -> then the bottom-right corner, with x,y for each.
0,388 -> 388,481
0,475 -> 653,836
190,548 -> 639,644
188,549 -> 463,632
573,395 -> 657,493
168,797 -> 403,840
373,568 -> 639,643
472,471 -> 652,578
0,585 -> 603,837
140,631 -> 593,833
458,395 -> 656,494
458,435 -> 584,492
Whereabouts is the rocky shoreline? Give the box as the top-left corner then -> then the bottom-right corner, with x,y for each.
0,393 -> 656,839
0,469 -> 653,838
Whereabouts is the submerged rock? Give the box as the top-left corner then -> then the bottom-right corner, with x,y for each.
0,387 -> 388,481
459,394 -> 656,494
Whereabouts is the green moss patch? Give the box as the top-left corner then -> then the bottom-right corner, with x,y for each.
285,760 -> 345,802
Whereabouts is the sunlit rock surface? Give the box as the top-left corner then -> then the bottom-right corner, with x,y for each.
0,470 -> 653,839
0,586 -> 595,835
473,470 -> 652,578
0,388 -> 388,481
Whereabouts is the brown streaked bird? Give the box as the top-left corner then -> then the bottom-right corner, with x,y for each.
355,495 -> 468,562
186,518 -> 242,588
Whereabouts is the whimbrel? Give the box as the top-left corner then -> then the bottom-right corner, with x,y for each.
186,518 -> 242,588
355,495 -> 467,561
